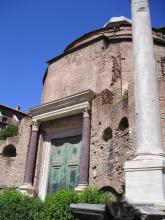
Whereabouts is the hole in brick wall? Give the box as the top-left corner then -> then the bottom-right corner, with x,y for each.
118,117 -> 129,131
102,127 -> 113,142
2,145 -> 16,157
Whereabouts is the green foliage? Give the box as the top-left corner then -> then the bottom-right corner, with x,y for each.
78,187 -> 112,204
39,188 -> 111,220
0,124 -> 18,140
0,188 -> 112,220
39,189 -> 78,220
0,189 -> 43,220
122,89 -> 128,102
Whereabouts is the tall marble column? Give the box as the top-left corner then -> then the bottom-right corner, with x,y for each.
124,0 -> 165,205
76,106 -> 91,192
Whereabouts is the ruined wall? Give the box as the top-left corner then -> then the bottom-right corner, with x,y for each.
43,39 -> 111,103
87,37 -> 164,193
89,78 -> 165,194
42,39 -> 135,105
154,44 -> 165,78
0,117 -> 31,188
159,78 -> 165,150
89,91 -> 135,192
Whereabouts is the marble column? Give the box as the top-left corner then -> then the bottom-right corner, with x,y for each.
75,106 -> 91,192
124,0 -> 165,206
24,120 -> 39,184
20,120 -> 39,194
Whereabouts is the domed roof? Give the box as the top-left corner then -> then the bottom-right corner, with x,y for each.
104,16 -> 132,28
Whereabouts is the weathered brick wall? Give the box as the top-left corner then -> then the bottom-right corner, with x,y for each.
43,40 -> 135,104
128,83 -> 136,154
89,91 -> 135,192
0,117 -> 31,188
42,39 -> 113,103
158,78 -> 165,150
154,44 -> 165,79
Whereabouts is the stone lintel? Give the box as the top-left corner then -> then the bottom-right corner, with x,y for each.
30,90 -> 95,116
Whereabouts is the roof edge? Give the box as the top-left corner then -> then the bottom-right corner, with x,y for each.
0,104 -> 28,115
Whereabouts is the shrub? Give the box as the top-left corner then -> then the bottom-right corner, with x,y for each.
0,125 -> 18,140
0,189 -> 43,220
0,188 -> 112,220
78,187 -> 112,204
40,189 -> 78,220
122,90 -> 128,102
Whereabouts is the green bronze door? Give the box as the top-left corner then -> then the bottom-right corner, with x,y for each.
48,135 -> 81,193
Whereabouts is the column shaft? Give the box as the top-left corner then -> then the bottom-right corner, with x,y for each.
24,122 -> 39,184
131,0 -> 163,155
79,110 -> 91,185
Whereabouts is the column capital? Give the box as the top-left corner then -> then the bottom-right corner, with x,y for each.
31,119 -> 40,131
83,104 -> 91,118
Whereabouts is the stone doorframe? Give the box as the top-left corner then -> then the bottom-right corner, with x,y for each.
38,128 -> 82,200
22,90 -> 95,198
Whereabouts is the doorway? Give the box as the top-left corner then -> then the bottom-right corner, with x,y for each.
48,135 -> 81,193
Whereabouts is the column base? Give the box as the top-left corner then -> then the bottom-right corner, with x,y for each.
19,183 -> 34,197
75,183 -> 88,192
124,154 -> 165,207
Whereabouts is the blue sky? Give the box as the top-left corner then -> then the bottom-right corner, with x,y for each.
0,0 -> 164,112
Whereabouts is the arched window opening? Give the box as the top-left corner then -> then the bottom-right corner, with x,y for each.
102,127 -> 113,142
2,145 -> 16,157
118,117 -> 129,131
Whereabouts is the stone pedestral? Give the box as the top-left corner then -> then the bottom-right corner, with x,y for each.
125,155 -> 165,207
19,183 -> 34,197
75,183 -> 88,193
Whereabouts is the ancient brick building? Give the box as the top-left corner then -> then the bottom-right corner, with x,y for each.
0,105 -> 27,130
0,17 -> 164,199
0,105 -> 31,188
